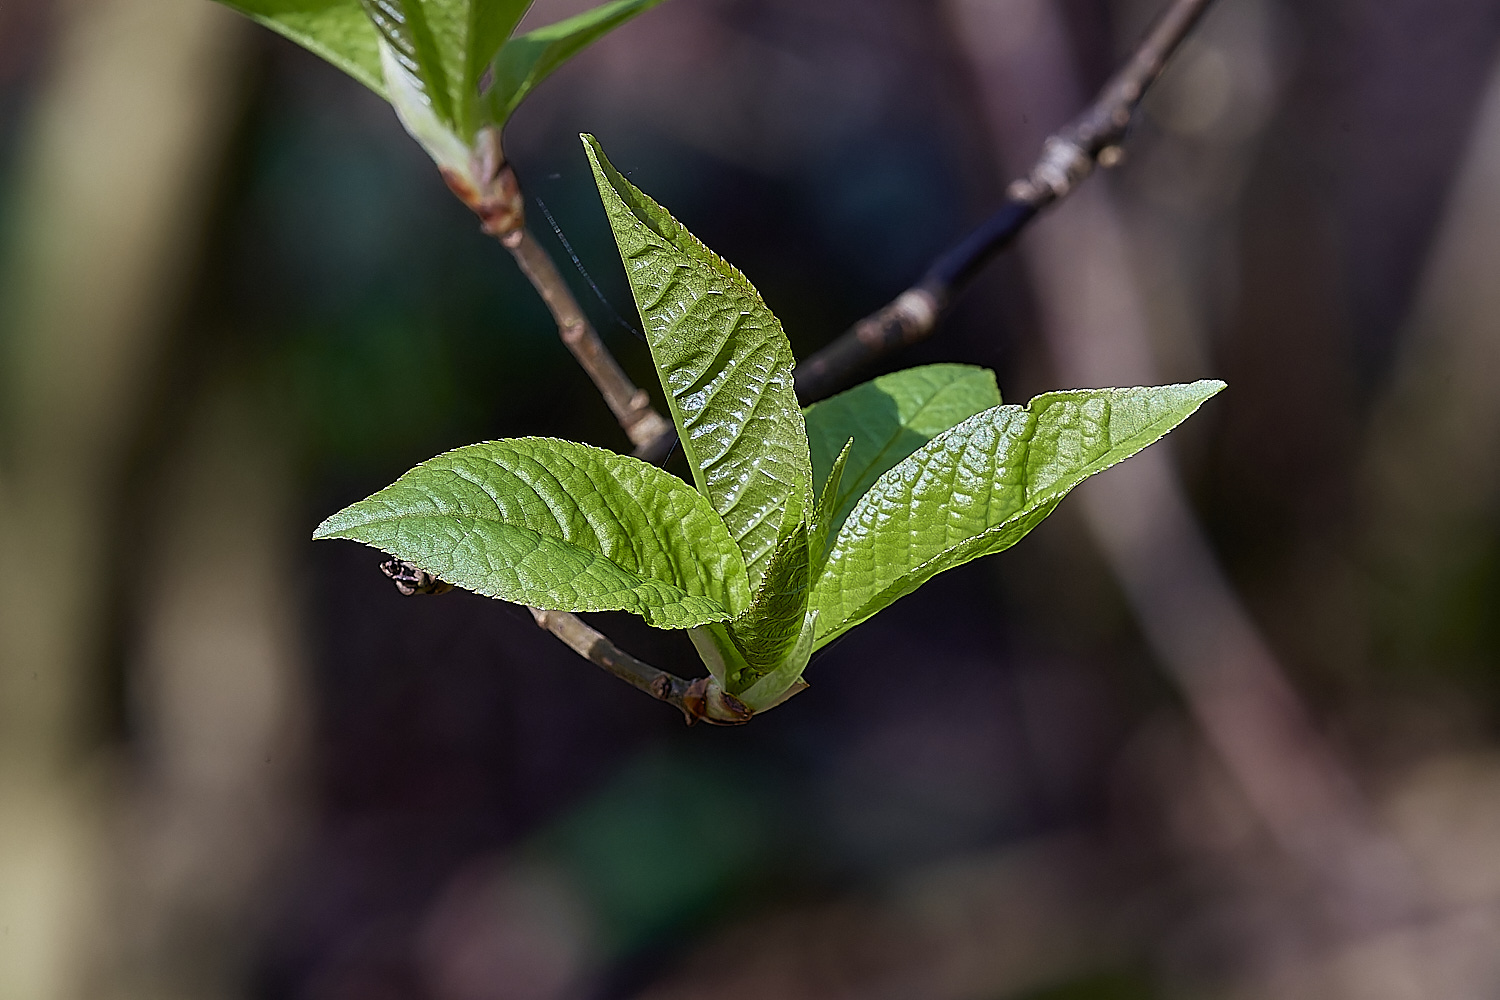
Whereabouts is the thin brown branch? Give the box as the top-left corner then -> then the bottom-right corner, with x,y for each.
503,226 -> 673,450
527,609 -> 751,725
792,0 -> 1214,402
441,0 -> 1215,724
442,129 -> 672,452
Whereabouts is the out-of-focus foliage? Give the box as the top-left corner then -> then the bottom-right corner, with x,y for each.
214,0 -> 665,153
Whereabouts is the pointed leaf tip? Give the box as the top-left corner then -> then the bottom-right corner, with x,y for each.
811,380 -> 1224,646
583,135 -> 812,591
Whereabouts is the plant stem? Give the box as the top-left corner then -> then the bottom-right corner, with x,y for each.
528,608 -> 749,725
501,225 -> 672,450
793,0 -> 1214,402
502,0 -> 1216,717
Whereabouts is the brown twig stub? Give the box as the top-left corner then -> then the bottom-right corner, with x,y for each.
442,127 -> 527,238
503,227 -> 672,449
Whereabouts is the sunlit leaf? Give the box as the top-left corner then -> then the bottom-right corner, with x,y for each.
315,437 -> 752,628
728,517 -> 812,688
804,363 -> 1001,555
811,381 -> 1226,646
583,133 -> 813,589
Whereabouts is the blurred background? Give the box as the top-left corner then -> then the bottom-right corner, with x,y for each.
4,0 -> 1500,997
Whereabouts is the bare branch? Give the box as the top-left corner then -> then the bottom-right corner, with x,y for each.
442,129 -> 672,451
794,0 -> 1214,401
503,226 -> 673,450
527,609 -> 751,726
426,0 -> 1216,720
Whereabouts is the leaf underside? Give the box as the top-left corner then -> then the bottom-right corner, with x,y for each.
811,381 -> 1226,647
803,363 -> 1001,555
582,134 -> 812,590
314,437 -> 751,628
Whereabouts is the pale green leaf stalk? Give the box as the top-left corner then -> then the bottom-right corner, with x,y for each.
316,136 -> 1225,718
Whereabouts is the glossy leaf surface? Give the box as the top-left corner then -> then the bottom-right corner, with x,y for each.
583,134 -> 812,589
811,381 -> 1226,646
314,437 -> 751,628
803,364 -> 1001,553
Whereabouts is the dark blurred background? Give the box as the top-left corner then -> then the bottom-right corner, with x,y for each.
4,0 -> 1500,998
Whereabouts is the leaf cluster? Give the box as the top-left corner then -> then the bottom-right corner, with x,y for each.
217,0 -> 664,168
318,136 -> 1224,715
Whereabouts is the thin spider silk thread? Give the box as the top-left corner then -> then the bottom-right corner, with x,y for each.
534,195 -> 645,342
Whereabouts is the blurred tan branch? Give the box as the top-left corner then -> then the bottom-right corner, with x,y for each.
0,0 -> 249,996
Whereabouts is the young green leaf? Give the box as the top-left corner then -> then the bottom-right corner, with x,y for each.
485,0 -> 668,124
582,134 -> 813,588
809,438 -> 852,577
314,437 -> 751,628
357,0 -> 530,136
803,363 -> 1001,550
728,517 -> 812,688
811,381 -> 1226,646
216,0 -> 385,94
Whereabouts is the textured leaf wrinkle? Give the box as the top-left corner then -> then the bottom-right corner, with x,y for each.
315,133 -> 1224,718
583,135 -> 812,589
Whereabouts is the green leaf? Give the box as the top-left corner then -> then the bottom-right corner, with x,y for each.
804,364 -> 1001,553
811,381 -> 1225,646
582,134 -> 813,589
216,0 -> 385,94
485,0 -> 668,124
358,0 -> 530,135
314,437 -> 752,628
728,517 -> 812,688
809,438 -> 852,578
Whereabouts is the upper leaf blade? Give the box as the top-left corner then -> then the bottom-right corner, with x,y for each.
216,0 -> 385,94
314,437 -> 752,628
811,381 -> 1225,646
582,134 -> 812,589
804,363 -> 1001,554
484,0 -> 667,123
